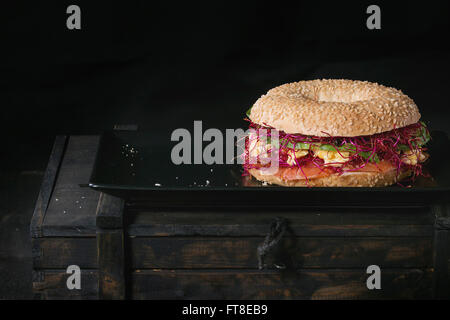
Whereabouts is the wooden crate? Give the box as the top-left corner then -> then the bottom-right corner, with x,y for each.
30,136 -> 450,299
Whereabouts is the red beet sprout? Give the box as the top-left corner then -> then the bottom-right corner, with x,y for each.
243,119 -> 430,183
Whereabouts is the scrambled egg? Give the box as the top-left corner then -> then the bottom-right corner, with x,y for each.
401,149 -> 428,165
315,150 -> 350,167
248,139 -> 265,158
248,137 -> 274,158
286,149 -> 309,166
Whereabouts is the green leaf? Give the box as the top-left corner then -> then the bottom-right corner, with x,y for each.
246,107 -> 252,117
284,141 -> 357,152
340,144 -> 357,152
318,144 -> 336,151
417,123 -> 430,146
321,143 -> 359,152
320,144 -> 352,151
285,141 -> 313,150
397,144 -> 410,151
358,151 -> 380,163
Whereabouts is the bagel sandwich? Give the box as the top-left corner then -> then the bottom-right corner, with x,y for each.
243,79 -> 430,187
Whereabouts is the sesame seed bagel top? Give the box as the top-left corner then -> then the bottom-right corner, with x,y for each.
249,79 -> 421,137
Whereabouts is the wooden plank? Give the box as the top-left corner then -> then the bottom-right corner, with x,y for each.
32,238 -> 97,269
96,193 -> 125,229
31,268 -> 433,299
42,136 -> 101,237
128,206 -> 433,225
433,230 -> 450,299
432,203 -> 450,299
31,236 -> 433,270
129,223 -> 432,237
32,269 -> 98,300
30,136 -> 67,238
127,207 -> 433,237
97,229 -> 125,299
96,191 -> 126,299
131,268 -> 433,299
130,237 -> 432,269
127,190 -> 447,207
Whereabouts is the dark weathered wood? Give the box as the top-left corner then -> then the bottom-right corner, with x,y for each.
31,236 -> 433,270
30,136 -> 67,238
42,136 -> 101,237
128,206 -> 432,225
432,203 -> 450,299
127,190 -> 449,207
131,269 -> 433,299
436,217 -> 450,230
97,229 -> 125,299
130,237 -> 432,269
32,269 -> 98,300
433,230 -> 450,299
95,190 -> 125,299
129,223 -> 432,238
127,207 -> 433,237
96,193 -> 125,229
32,238 -> 97,269
29,134 -> 447,300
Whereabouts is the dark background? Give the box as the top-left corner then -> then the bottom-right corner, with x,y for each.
2,0 -> 450,169
0,0 -> 449,298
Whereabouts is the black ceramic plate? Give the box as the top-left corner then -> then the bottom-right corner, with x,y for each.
89,130 -> 450,206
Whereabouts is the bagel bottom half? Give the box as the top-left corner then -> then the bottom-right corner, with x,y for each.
248,168 -> 412,187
